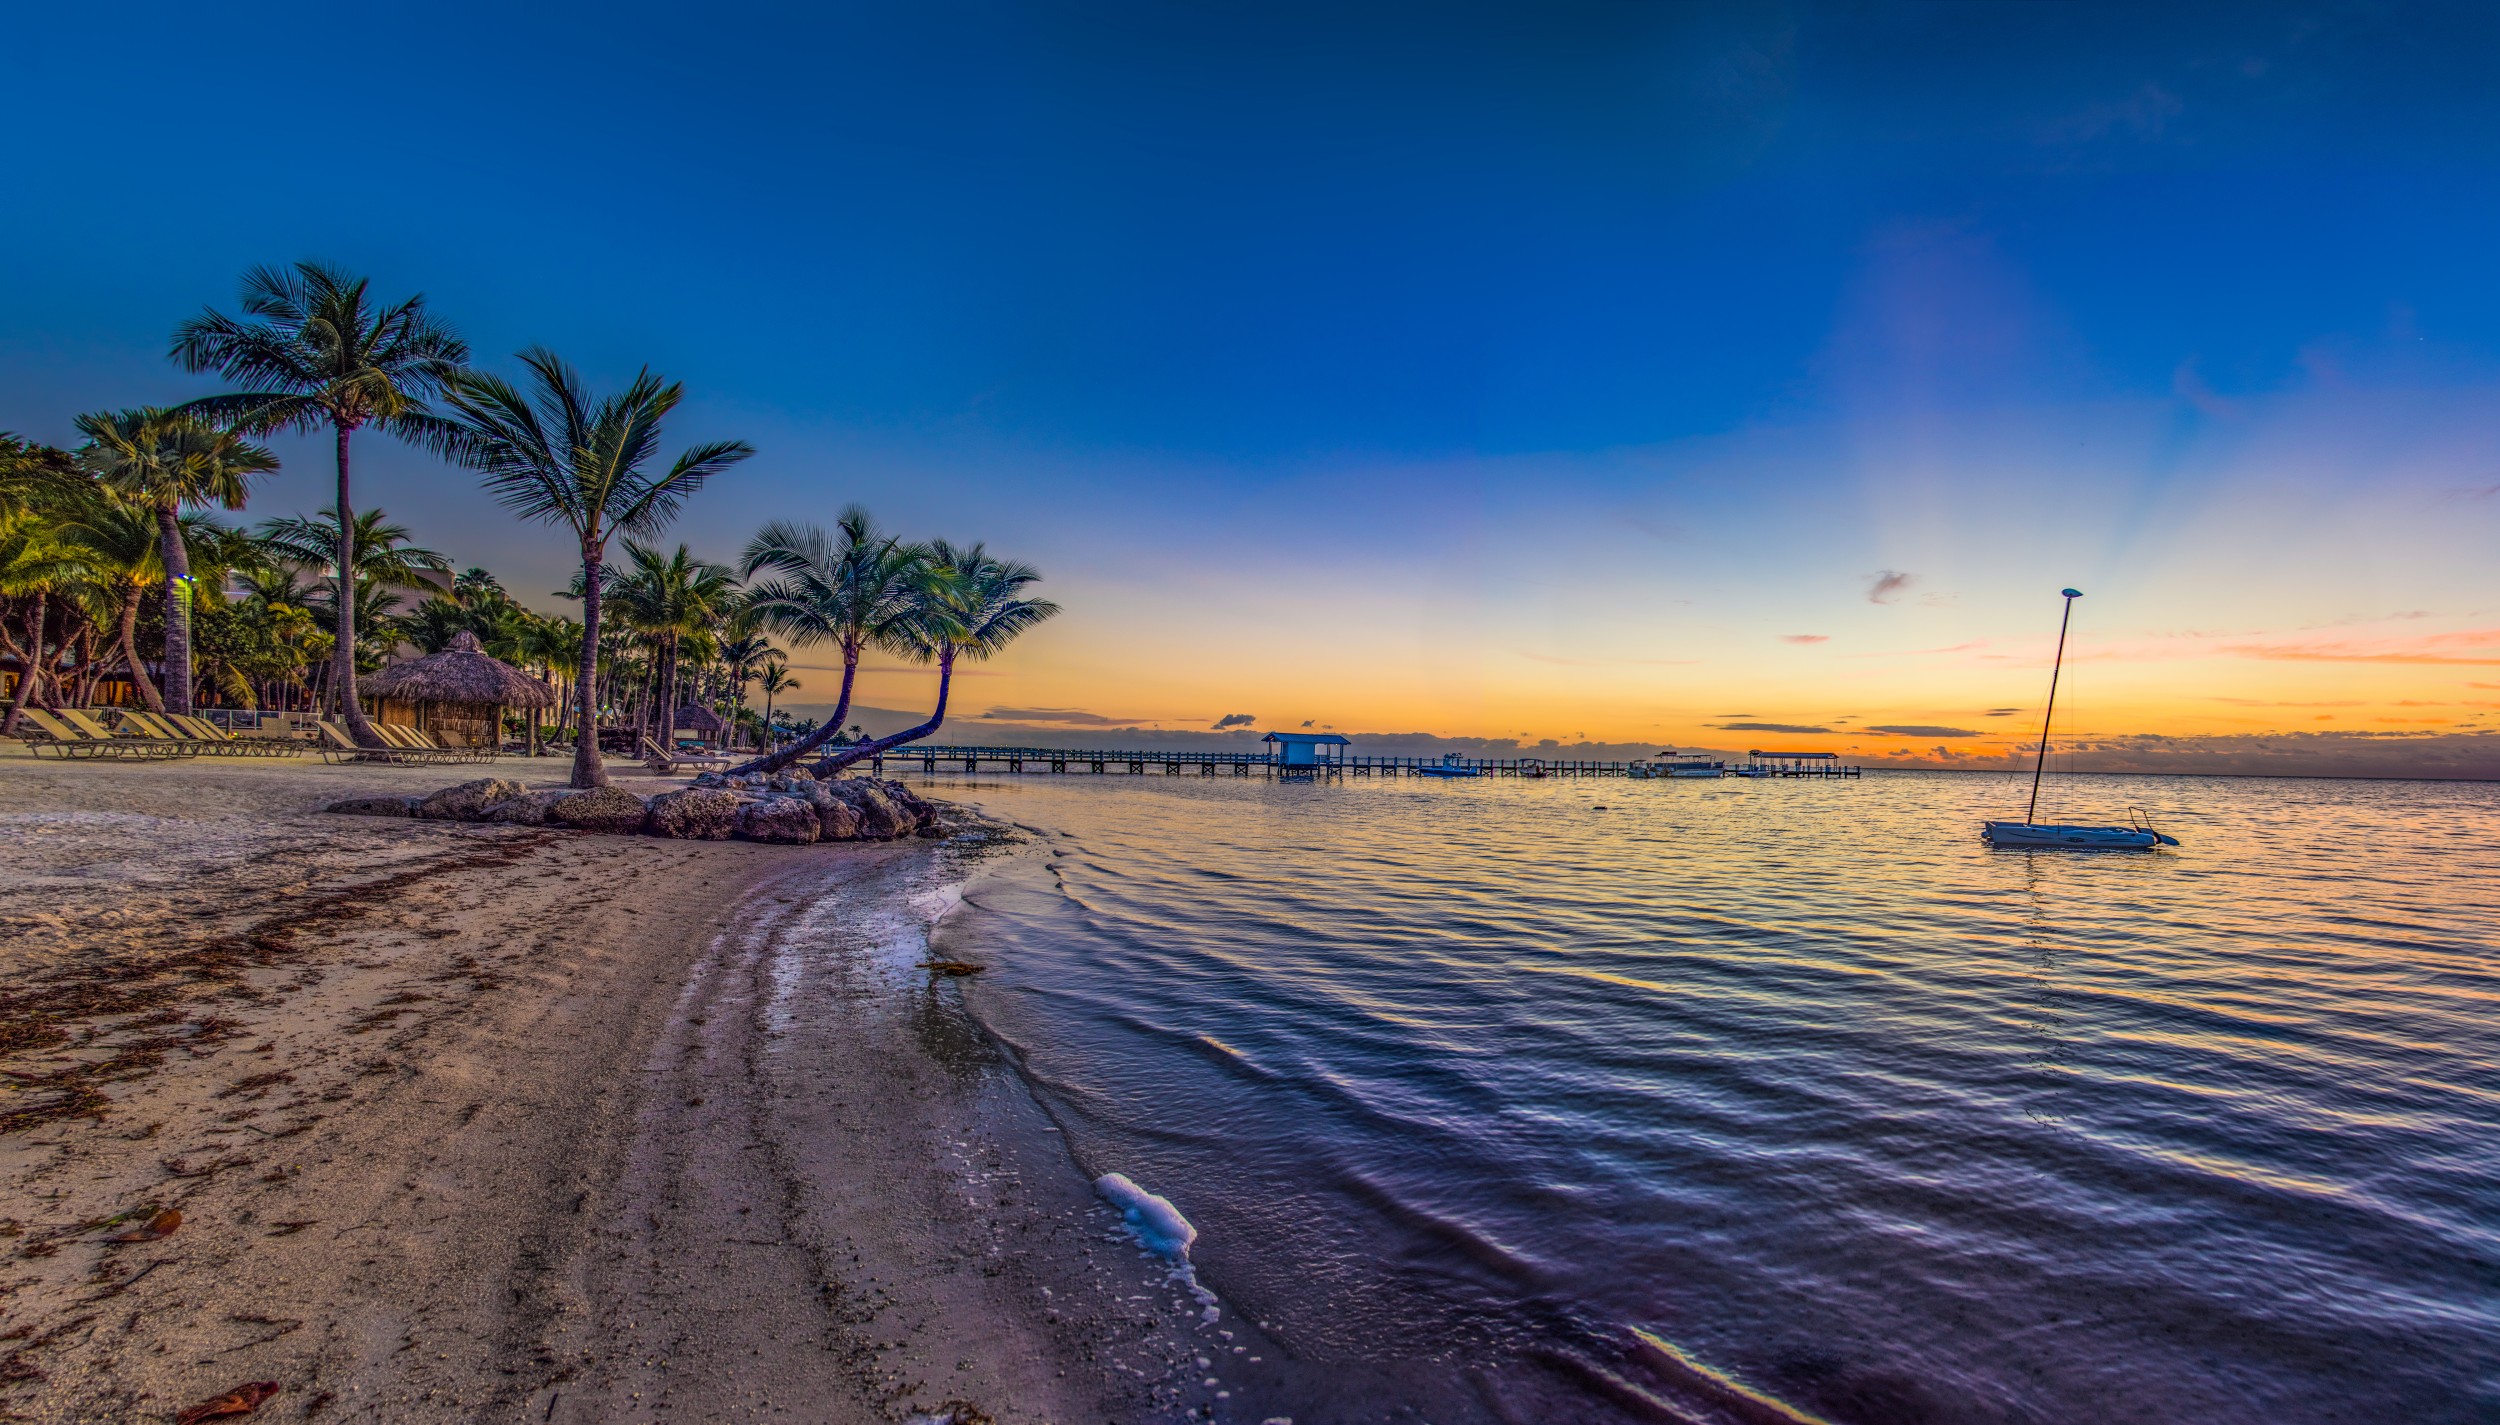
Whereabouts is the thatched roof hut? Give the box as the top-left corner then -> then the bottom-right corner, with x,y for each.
365,631 -> 553,746
674,704 -> 730,736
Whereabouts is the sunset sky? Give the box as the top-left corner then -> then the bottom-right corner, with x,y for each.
5,2 -> 2497,775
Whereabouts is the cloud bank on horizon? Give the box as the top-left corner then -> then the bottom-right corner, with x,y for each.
3,3 -> 2497,777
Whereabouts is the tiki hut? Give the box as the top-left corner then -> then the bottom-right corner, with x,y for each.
364,631 -> 554,748
673,703 -> 730,749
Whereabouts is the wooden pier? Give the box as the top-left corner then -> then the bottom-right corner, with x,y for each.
871,745 -> 1863,779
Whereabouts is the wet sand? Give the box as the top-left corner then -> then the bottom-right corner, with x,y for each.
0,753 -> 1251,1424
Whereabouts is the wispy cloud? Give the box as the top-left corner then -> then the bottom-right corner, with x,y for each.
1714,721 -> 1833,733
1780,634 -> 1829,645
2222,627 -> 2500,665
1866,570 -> 1915,605
1211,712 -> 1257,730
1983,707 -> 2021,716
1865,724 -> 1982,737
982,706 -> 1149,726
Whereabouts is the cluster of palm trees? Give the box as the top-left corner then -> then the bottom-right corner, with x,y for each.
2,258 -> 1059,790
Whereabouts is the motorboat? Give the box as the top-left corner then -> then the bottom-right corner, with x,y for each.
1415,753 -> 1480,778
1984,589 -> 2182,851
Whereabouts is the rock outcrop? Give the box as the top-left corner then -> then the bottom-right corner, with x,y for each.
733,796 -> 820,844
481,790 -> 569,826
815,778 -> 914,839
646,787 -> 742,840
546,785 -> 651,834
345,773 -> 949,844
414,777 -> 529,821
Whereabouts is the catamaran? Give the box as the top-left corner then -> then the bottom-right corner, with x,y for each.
1982,588 -> 2181,850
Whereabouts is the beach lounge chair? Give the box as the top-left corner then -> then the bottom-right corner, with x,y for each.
417,727 -> 499,764
377,722 -> 491,763
170,714 -> 294,758
12,707 -> 152,759
56,708 -> 192,758
636,734 -> 731,773
314,719 -> 449,765
11,708 -> 78,757
118,710 -> 219,755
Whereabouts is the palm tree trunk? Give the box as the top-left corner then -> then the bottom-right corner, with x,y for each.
332,423 -> 383,747
155,504 -> 195,715
658,636 -> 676,754
1,593 -> 49,735
728,641 -> 859,777
572,542 -> 609,788
815,649 -> 953,776
118,585 -> 164,711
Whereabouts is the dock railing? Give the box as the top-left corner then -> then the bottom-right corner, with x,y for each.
872,746 -> 1861,778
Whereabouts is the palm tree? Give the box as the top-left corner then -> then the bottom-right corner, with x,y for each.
452,566 -> 504,605
0,508 -> 89,733
519,614 -> 583,754
260,508 -> 450,704
757,658 -> 797,750
61,500 -> 169,710
438,348 -> 751,787
603,540 -> 738,750
716,630 -> 774,713
725,509 -> 930,775
72,408 -> 277,713
171,261 -> 467,744
815,541 -> 1059,775
257,508 -> 450,589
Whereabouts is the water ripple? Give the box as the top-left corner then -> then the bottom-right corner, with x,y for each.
940,771 -> 2499,1423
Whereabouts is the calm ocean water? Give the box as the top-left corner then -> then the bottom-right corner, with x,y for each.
933,770 -> 2498,1423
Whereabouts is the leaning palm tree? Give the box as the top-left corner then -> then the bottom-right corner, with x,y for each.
815,541 -> 1059,776
725,509 -> 930,776
72,408 -> 278,713
438,348 -> 751,787
171,261 -> 467,744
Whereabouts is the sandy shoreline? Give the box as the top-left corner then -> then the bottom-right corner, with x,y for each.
0,753 -> 1259,1424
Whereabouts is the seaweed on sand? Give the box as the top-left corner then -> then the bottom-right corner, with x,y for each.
0,834 -> 553,1135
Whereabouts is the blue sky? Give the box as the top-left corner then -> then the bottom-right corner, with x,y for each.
6,2 -> 2499,769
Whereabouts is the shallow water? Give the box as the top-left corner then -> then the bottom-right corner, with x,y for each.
935,770 -> 2498,1423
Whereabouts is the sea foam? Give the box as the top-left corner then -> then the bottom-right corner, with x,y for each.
1096,1172 -> 1220,1322
1095,1172 -> 1198,1258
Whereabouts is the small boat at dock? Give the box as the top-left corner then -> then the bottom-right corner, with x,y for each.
1415,753 -> 1481,778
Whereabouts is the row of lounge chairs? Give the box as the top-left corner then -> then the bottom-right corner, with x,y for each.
12,708 -> 501,764
313,720 -> 498,765
13,708 -> 295,759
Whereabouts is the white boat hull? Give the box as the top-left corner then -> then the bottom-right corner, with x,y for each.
1983,821 -> 2178,849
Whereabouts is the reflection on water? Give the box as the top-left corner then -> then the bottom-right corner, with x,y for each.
937,770 -> 2499,1423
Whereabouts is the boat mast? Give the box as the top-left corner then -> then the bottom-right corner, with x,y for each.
2025,588 -> 2083,825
